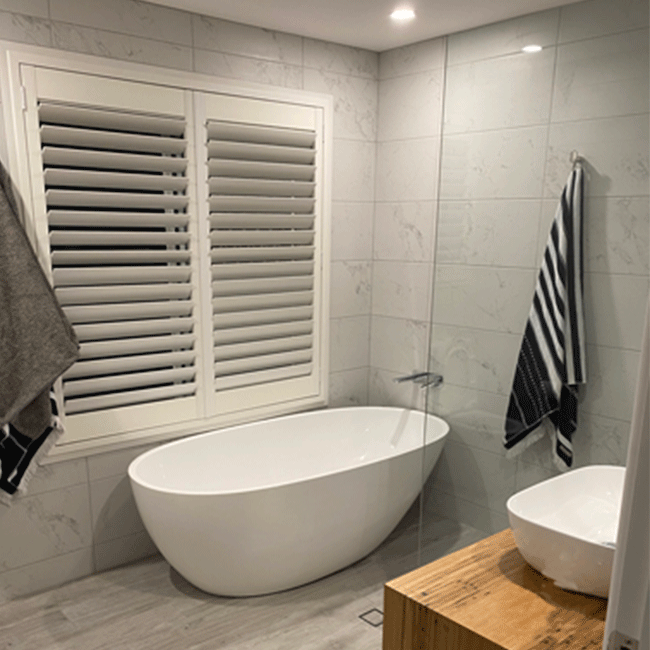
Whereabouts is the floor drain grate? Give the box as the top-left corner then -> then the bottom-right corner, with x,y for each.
359,608 -> 383,627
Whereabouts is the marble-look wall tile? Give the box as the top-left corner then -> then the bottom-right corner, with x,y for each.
377,70 -> 443,141
94,530 -> 158,573
584,197 -> 649,276
193,49 -> 303,89
51,22 -> 193,71
303,38 -> 378,79
423,488 -> 509,534
558,0 -> 649,44
370,316 -> 429,374
429,325 -> 522,397
437,199 -> 541,268
0,548 -> 94,602
89,475 -> 145,545
446,8 -> 559,66
584,273 -> 649,350
582,344 -> 641,422
432,265 -> 536,334
375,138 -> 440,202
329,261 -> 372,318
0,0 -> 48,18
368,368 -> 426,410
430,439 -> 516,513
440,127 -> 548,200
544,115 -> 649,198
425,384 -> 509,455
371,261 -> 432,321
444,48 -> 555,134
379,38 -> 446,80
192,15 -> 302,65
373,201 -> 435,262
27,459 -> 88,495
332,139 -> 376,202
0,10 -> 51,46
303,69 -> 377,141
331,202 -> 373,261
552,29 -> 649,123
0,485 -> 92,571
328,369 -> 369,407
514,460 -> 558,492
87,443 -> 157,482
50,0 -> 192,45
330,316 -> 370,372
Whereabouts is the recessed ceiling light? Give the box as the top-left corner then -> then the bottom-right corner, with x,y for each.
390,8 -> 415,21
522,44 -> 543,53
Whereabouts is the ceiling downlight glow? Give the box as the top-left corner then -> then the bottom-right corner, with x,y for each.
522,44 -> 543,53
390,8 -> 415,21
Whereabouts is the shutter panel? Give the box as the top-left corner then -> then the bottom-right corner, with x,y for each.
204,95 -> 326,410
22,69 -> 202,442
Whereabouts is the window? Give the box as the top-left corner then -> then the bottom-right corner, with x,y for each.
4,49 -> 331,456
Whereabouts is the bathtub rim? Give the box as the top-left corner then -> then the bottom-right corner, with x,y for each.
128,406 -> 448,498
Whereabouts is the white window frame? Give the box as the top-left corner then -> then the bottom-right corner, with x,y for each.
0,43 -> 332,461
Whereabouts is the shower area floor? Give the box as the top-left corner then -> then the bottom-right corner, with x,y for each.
0,511 -> 489,650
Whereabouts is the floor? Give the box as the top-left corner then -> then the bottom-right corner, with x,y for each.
0,509 -> 489,650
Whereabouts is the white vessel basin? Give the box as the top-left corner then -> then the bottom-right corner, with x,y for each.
507,465 -> 626,598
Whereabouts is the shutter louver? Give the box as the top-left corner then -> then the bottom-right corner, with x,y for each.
207,120 -> 317,391
37,101 -> 198,416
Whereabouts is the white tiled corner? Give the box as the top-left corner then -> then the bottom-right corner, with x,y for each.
370,315 -> 429,374
379,37 -> 445,80
437,199 -> 541,268
444,48 -> 555,134
440,127 -> 547,200
446,8 -> 560,66
191,14 -> 302,64
368,368 -> 426,410
552,29 -> 649,123
0,485 -> 92,572
432,265 -> 535,335
377,69 -> 443,141
545,115 -> 649,199
330,316 -> 370,372
0,10 -> 51,46
331,202 -> 374,261
193,49 -> 303,89
375,138 -> 440,202
49,0 -> 192,45
89,475 -> 146,545
373,201 -> 436,262
50,22 -> 193,71
371,261 -> 432,321
329,261 -> 372,317
303,68 -> 377,141
303,38 -> 378,79
558,0 -> 649,44
26,458 -> 88,496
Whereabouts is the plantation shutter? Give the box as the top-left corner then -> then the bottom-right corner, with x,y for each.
203,94 -> 326,413
21,68 -> 203,443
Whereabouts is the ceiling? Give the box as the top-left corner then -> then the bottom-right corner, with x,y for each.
145,0 -> 583,51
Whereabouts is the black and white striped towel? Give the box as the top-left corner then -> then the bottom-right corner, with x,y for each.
504,166 -> 586,470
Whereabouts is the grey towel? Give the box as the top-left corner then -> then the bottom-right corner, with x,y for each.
0,166 -> 79,501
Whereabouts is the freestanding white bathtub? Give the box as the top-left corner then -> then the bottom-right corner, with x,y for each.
128,406 -> 449,596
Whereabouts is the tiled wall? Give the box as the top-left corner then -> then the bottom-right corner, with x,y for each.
423,0 -> 649,533
0,0 -> 378,600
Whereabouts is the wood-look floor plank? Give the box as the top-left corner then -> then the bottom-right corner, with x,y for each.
0,515 -> 489,650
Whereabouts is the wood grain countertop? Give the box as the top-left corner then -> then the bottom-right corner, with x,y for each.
383,528 -> 607,650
